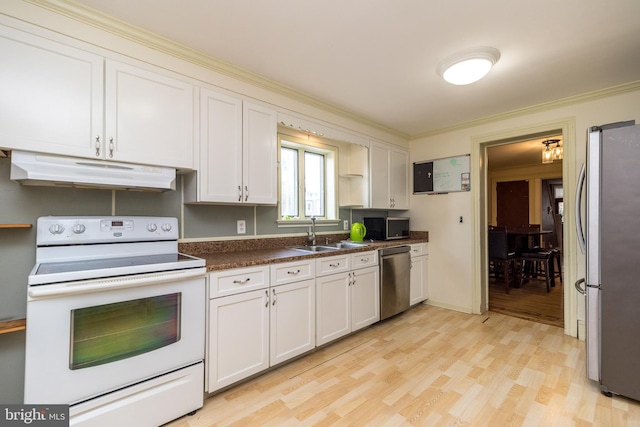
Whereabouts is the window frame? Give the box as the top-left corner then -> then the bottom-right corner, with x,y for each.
277,133 -> 338,225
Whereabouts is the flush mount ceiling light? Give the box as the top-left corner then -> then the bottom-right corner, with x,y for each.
437,47 -> 501,85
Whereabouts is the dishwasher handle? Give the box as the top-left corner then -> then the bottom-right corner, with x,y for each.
379,245 -> 411,257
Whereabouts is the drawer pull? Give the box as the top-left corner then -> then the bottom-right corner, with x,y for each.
360,257 -> 369,262
287,269 -> 301,275
329,263 -> 340,267
232,278 -> 251,285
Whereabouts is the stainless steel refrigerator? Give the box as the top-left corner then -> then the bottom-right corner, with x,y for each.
575,120 -> 640,400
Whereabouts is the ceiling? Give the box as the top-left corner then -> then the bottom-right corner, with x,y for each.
487,136 -> 563,170
68,0 -> 640,138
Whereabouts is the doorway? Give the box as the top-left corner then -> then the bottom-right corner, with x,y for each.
486,136 -> 564,327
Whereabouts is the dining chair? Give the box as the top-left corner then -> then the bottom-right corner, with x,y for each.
519,249 -> 553,292
488,228 -> 518,294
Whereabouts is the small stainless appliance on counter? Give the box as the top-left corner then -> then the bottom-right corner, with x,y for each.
379,245 -> 411,320
364,217 -> 410,240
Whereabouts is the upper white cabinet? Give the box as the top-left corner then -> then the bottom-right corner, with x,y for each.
243,102 -> 278,204
369,141 -> 409,209
0,24 -> 195,169
103,60 -> 194,168
0,25 -> 103,158
186,88 -> 276,204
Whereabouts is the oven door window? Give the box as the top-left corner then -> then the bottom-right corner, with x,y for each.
70,293 -> 181,370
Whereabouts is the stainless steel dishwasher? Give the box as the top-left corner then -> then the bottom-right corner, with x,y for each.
379,245 -> 411,320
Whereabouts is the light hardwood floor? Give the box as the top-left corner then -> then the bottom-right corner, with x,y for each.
165,305 -> 640,426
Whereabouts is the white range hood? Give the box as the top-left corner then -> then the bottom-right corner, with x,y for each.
10,151 -> 176,191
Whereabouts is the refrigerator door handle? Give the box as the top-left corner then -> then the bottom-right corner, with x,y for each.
574,277 -> 586,295
575,163 -> 587,254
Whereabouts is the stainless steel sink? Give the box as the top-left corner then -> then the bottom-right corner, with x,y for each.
291,242 -> 370,253
290,245 -> 340,253
323,241 -> 370,249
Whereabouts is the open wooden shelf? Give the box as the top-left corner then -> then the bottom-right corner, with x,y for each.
0,319 -> 26,334
0,224 -> 32,229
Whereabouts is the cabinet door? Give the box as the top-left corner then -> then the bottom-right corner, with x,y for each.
0,25 -> 103,158
316,272 -> 350,346
207,289 -> 270,392
369,142 -> 391,209
243,101 -> 277,204
199,88 -> 243,202
351,266 -> 380,331
390,148 -> 409,209
104,59 -> 194,168
270,279 -> 315,366
410,255 -> 427,305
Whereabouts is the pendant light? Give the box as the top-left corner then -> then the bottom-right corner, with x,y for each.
553,142 -> 563,160
542,139 -> 561,164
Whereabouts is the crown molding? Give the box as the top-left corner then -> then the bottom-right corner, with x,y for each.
18,1 -> 640,143
26,0 -> 409,140
411,80 -> 640,140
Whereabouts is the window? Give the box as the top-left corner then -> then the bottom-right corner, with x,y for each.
279,134 -> 337,221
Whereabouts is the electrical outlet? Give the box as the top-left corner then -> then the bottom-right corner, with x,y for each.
343,220 -> 349,230
237,220 -> 246,234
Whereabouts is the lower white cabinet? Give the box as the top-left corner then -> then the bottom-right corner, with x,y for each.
316,271 -> 350,345
207,262 -> 315,393
410,243 -> 429,305
350,265 -> 380,331
270,279 -> 315,366
207,288 -> 270,392
316,252 -> 379,346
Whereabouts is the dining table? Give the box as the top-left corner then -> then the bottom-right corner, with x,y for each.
505,228 -> 552,252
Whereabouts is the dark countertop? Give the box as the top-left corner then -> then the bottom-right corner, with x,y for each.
195,238 -> 429,272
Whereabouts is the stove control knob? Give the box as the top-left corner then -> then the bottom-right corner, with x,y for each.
49,224 -> 65,234
147,223 -> 158,232
72,224 -> 86,234
161,223 -> 172,232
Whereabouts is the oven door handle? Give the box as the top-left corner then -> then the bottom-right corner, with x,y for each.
28,267 -> 207,299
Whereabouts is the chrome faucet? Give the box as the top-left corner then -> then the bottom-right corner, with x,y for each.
308,216 -> 317,246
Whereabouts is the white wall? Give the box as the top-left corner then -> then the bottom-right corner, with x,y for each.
410,87 -> 640,336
